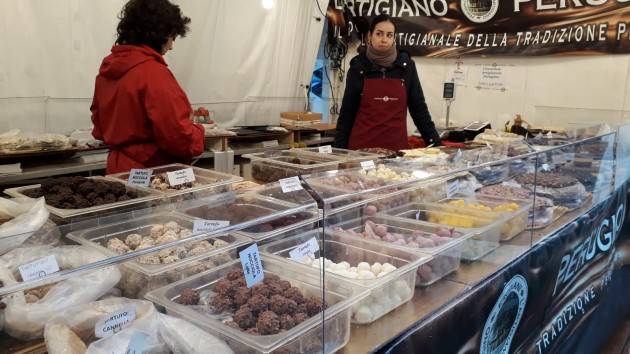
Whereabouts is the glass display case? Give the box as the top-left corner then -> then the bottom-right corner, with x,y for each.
0,123 -> 625,353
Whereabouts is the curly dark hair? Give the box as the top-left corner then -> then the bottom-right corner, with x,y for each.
115,0 -> 191,53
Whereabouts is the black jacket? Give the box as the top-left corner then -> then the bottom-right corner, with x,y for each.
333,50 -> 441,149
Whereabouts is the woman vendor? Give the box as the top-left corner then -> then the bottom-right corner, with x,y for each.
334,14 -> 441,150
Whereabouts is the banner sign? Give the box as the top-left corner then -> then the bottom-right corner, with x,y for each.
379,183 -> 630,354
342,0 -> 630,56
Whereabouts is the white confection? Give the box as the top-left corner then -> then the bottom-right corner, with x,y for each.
164,221 -> 180,233
158,249 -> 172,260
357,262 -> 371,272
149,225 -> 164,238
354,306 -> 373,323
382,263 -> 396,274
338,261 -> 351,270
357,270 -> 376,280
349,267 -> 357,273
393,281 -> 411,299
179,228 -> 192,238
124,233 -> 143,249
371,262 -> 383,275
324,258 -> 333,269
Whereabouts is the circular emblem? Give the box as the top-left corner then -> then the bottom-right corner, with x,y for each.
383,96 -> 390,102
460,0 -> 499,24
480,274 -> 528,354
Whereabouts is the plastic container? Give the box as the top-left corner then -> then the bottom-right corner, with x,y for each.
435,196 -> 530,241
243,150 -> 341,183
382,202 -> 502,261
328,216 -> 466,286
66,212 -> 248,298
108,163 -> 243,199
4,176 -> 160,222
259,230 -> 429,324
180,195 -> 320,241
252,183 -> 319,207
145,255 -> 366,354
292,147 -> 380,168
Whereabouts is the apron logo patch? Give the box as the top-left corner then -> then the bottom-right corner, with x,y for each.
374,96 -> 398,102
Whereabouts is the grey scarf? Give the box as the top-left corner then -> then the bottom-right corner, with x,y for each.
366,43 -> 397,68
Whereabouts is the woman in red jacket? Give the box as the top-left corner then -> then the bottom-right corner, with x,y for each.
91,0 -> 205,174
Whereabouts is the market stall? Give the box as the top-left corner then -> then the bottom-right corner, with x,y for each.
0,122 -> 624,353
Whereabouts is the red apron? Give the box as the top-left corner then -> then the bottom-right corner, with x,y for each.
348,78 -> 409,151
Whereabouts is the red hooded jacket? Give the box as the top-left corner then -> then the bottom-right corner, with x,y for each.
91,45 -> 204,174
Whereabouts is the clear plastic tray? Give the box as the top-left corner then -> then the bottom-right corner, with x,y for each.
107,163 -> 243,198
244,150 -> 341,183
435,196 -> 530,241
292,147 -> 381,168
328,216 -> 466,287
3,176 -> 161,221
145,255 -> 366,354
382,202 -> 502,261
252,183 -> 319,207
66,212 -> 248,298
259,230 -> 428,324
180,195 -> 320,241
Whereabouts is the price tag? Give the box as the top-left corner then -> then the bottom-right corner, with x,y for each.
262,140 -> 279,148
125,331 -> 150,354
95,306 -> 137,338
361,160 -> 376,171
415,210 -> 421,220
279,176 -> 303,193
447,179 -> 460,198
18,255 -> 60,282
318,145 -> 333,154
127,169 -> 152,187
541,163 -> 551,171
193,220 -> 230,233
239,244 -> 264,288
289,237 -> 320,262
546,131 -> 553,139
166,168 -> 196,187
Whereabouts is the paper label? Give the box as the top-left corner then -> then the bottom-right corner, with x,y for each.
166,168 -> 196,186
289,237 -> 319,262
546,131 -> 553,138
415,210 -> 421,220
318,145 -> 333,154
361,160 -> 376,171
447,179 -> 460,198
18,255 -> 60,282
125,331 -> 150,354
541,163 -> 551,171
95,306 -> 137,338
193,220 -> 230,233
239,244 -> 264,288
127,169 -> 152,187
263,140 -> 279,148
279,176 -> 303,193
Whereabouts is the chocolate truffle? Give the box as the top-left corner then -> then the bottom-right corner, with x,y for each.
247,294 -> 270,313
293,312 -> 309,324
211,295 -> 233,313
234,306 -> 256,329
177,288 -> 200,305
233,287 -> 252,307
270,295 -> 298,316
279,313 -> 295,330
256,311 -> 280,335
